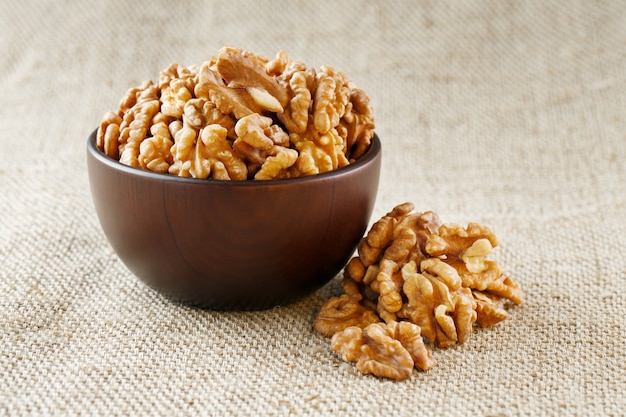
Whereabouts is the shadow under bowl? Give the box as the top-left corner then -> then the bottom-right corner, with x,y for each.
86,130 -> 381,310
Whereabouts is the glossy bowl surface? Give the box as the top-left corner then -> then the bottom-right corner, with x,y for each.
86,130 -> 381,310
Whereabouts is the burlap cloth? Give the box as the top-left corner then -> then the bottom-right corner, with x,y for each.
2,1 -> 625,416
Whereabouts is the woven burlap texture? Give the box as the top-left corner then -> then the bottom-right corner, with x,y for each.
1,1 -> 625,416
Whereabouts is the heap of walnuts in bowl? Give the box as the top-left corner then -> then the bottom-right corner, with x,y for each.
96,46 -> 374,180
313,202 -> 523,380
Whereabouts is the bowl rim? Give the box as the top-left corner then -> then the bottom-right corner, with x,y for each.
87,129 -> 381,186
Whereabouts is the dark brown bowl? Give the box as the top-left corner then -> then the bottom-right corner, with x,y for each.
86,130 -> 381,310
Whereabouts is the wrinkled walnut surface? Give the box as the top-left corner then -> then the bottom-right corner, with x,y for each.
96,47 -> 375,180
315,202 -> 523,380
331,321 -> 435,381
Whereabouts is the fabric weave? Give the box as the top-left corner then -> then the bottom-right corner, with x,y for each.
1,1 -> 625,416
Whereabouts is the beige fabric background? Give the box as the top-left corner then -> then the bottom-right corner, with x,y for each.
2,1 -> 625,416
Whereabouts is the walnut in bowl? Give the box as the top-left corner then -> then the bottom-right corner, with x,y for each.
86,47 -> 381,310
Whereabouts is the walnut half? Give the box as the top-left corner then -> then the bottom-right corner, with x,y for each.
331,321 -> 435,381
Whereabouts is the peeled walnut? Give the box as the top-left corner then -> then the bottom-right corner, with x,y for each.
356,202 -> 415,267
354,206 -> 444,323
196,48 -> 287,118
169,124 -> 247,180
473,290 -> 508,327
118,99 -> 161,168
234,113 -> 276,151
101,80 -> 161,168
426,223 -> 523,305
97,111 -> 122,159
290,125 -> 350,175
426,222 -> 498,274
313,65 -> 350,134
398,259 -> 476,347
265,50 -> 291,76
356,203 -> 441,270
314,275 -> 382,339
314,202 -> 523,380
161,78 -> 193,118
215,46 -> 289,112
117,80 -> 157,117
195,63 -> 263,120
339,87 -> 375,160
461,260 -> 524,305
158,62 -> 198,92
277,69 -> 315,134
389,321 -> 436,372
313,293 -> 380,338
253,146 -> 298,180
330,321 -> 435,381
375,258 -> 404,316
138,133 -> 173,173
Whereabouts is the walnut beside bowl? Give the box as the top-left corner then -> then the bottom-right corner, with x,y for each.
86,130 -> 381,310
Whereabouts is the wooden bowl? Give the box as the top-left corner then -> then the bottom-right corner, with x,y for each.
86,130 -> 381,310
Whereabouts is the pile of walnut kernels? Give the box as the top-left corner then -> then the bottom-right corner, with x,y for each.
313,202 -> 523,381
96,46 -> 374,180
